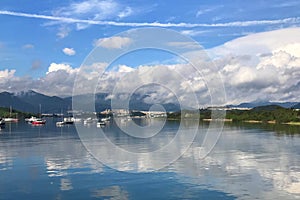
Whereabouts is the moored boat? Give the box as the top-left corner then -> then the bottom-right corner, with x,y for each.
83,117 -> 96,125
3,118 -> 19,123
97,121 -> 106,127
4,106 -> 19,123
63,117 -> 74,124
56,121 -> 65,126
31,119 -> 46,125
25,116 -> 38,123
0,118 -> 5,127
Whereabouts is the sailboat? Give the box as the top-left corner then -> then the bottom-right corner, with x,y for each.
0,118 -> 5,126
31,104 -> 46,125
3,106 -> 19,122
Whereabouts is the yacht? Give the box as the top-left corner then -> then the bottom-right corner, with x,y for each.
25,116 -> 38,123
3,118 -> 19,122
63,117 -> 74,124
0,118 -> 5,126
31,118 -> 46,125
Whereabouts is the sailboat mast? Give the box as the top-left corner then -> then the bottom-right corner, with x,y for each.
39,104 -> 41,118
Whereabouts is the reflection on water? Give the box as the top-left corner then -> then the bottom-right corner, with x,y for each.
91,186 -> 129,200
0,118 -> 299,199
60,178 -> 73,191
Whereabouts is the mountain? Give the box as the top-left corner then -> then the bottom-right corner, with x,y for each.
3,90 -> 297,114
0,90 -> 180,114
0,91 -> 34,112
15,90 -> 71,113
0,91 -> 70,114
71,93 -> 180,112
251,105 -> 285,111
292,103 -> 300,109
227,101 -> 299,109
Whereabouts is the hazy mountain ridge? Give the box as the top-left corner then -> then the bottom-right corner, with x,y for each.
227,101 -> 299,109
0,90 -> 298,114
0,90 -> 180,113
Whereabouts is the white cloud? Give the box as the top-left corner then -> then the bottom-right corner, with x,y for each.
1,10 -> 300,28
94,36 -> 132,49
196,6 -> 222,17
211,28 -> 300,103
273,43 -> 300,57
0,69 -> 16,83
62,47 -> 76,56
1,28 -> 300,105
167,41 -> 200,49
57,25 -> 71,38
180,30 -> 209,37
210,28 -> 300,57
53,0 -> 120,20
49,0 -> 134,34
117,65 -> 135,73
47,63 -> 78,74
118,7 -> 132,18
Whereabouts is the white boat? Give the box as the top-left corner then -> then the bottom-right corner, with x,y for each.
63,117 -> 74,124
56,121 -> 65,126
0,118 -> 5,126
72,118 -> 82,122
25,116 -> 38,123
83,117 -> 97,125
4,106 -> 18,122
3,118 -> 19,122
97,121 -> 106,127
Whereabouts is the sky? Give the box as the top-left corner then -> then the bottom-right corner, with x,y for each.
0,0 -> 300,106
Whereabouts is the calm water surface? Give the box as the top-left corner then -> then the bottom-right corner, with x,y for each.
0,118 -> 300,200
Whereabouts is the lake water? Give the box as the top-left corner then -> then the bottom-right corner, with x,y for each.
0,118 -> 300,200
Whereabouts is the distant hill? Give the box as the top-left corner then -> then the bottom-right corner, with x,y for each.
0,91 -> 70,114
0,91 -> 35,112
1,90 -> 297,114
251,105 -> 285,111
227,105 -> 300,123
15,90 -> 71,113
0,90 -> 180,114
292,103 -> 300,109
227,101 -> 299,109
71,92 -> 180,112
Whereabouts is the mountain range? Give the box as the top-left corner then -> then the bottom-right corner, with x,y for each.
0,90 -> 180,114
0,90 -> 299,114
227,101 -> 300,109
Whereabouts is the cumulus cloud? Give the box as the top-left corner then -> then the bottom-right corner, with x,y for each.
0,63 -> 81,96
211,28 -> 300,103
0,69 -> 16,83
62,47 -> 76,56
94,36 -> 132,49
210,28 -> 300,57
47,63 -> 78,74
117,65 -> 135,73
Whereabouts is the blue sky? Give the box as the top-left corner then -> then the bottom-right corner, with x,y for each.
0,0 -> 300,104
